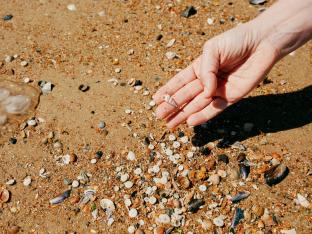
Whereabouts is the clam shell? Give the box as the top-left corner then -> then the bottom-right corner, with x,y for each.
264,163 -> 289,186
0,188 -> 10,203
100,198 -> 115,212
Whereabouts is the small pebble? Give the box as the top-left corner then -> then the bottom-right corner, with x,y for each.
98,121 -> 106,129
90,159 -> 97,164
20,61 -> 28,67
165,51 -> 177,60
72,180 -> 80,188
67,4 -> 77,11
181,6 -> 197,18
79,84 -> 90,92
129,208 -> 138,218
120,173 -> 129,182
4,55 -> 14,63
199,184 -> 207,192
149,196 -> 157,205
6,179 -> 16,185
127,151 -> 136,161
124,181 -> 134,189
3,14 -> 13,21
27,119 -> 37,126
208,174 -> 220,185
23,176 -> 32,186
172,141 -> 180,149
213,215 -> 225,227
166,39 -> 176,48
207,18 -> 214,25
128,226 -> 136,233
9,137 -> 17,144
115,68 -> 121,73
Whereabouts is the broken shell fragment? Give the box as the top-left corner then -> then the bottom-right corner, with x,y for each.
49,190 -> 71,205
188,198 -> 205,213
230,191 -> 250,203
162,94 -> 178,108
0,188 -> 10,203
264,163 -> 289,186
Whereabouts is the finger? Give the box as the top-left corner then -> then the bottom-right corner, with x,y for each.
186,98 -> 230,126
199,42 -> 219,97
153,59 -> 200,105
166,92 -> 213,129
155,79 -> 204,119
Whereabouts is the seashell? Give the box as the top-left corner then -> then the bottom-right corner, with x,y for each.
230,191 -> 250,203
0,188 -> 10,203
3,95 -> 31,114
188,198 -> 205,213
49,190 -> 71,205
230,207 -> 244,230
239,163 -> 250,180
100,198 -> 115,212
79,189 -> 96,205
0,88 -> 10,102
264,163 -> 289,186
177,176 -> 191,189
162,94 -> 178,108
249,0 -> 266,5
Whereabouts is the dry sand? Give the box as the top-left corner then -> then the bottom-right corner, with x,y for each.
0,0 -> 311,233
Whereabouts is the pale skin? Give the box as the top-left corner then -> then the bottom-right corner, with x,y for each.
153,0 -> 312,129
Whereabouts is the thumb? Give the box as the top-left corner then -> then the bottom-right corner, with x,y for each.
199,41 -> 219,97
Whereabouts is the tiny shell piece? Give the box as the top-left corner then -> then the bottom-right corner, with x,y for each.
163,94 -> 178,108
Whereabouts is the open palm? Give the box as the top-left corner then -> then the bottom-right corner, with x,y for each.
153,24 -> 279,128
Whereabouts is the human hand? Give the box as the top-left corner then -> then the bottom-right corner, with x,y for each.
153,23 -> 278,128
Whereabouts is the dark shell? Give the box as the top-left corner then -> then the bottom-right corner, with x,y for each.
49,190 -> 71,205
249,0 -> 267,5
3,15 -> 13,21
239,163 -> 250,180
264,164 -> 289,186
237,153 -> 246,163
230,191 -> 250,203
78,84 -> 90,92
218,154 -> 229,164
188,198 -> 204,213
181,6 -> 197,18
230,207 -> 244,229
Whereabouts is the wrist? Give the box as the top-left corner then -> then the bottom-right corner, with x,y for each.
248,0 -> 312,60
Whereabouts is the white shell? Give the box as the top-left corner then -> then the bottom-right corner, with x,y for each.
163,94 -> 178,108
100,198 -> 115,211
3,95 -> 31,114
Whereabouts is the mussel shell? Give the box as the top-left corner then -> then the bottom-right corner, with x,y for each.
188,198 -> 205,213
264,163 -> 289,186
49,190 -> 71,205
230,207 -> 244,229
239,163 -> 250,180
230,191 -> 250,203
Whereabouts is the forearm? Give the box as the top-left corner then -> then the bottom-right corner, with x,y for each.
250,0 -> 312,58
